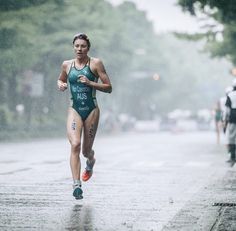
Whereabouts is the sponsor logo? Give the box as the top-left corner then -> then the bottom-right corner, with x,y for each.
79,106 -> 89,111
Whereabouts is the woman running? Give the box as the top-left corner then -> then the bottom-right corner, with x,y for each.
57,33 -> 112,199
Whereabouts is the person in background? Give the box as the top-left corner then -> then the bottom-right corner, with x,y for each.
216,86 -> 233,145
214,100 -> 222,144
223,79 -> 236,165
220,87 -> 233,123
57,33 -> 112,199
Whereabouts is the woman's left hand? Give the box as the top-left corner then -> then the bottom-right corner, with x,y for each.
78,75 -> 90,85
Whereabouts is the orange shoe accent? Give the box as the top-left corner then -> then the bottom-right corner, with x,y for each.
82,170 -> 93,182
82,158 -> 95,182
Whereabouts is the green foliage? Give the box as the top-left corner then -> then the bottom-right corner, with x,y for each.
178,0 -> 236,65
178,0 -> 236,23
0,0 -> 50,11
0,28 -> 16,49
0,104 -> 12,129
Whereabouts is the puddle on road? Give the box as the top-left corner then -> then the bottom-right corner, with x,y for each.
0,160 -> 20,164
32,160 -> 65,165
0,167 -> 32,175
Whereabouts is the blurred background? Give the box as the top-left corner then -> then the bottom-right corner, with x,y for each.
0,0 -> 235,140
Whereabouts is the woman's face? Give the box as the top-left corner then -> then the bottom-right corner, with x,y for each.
73,38 -> 89,58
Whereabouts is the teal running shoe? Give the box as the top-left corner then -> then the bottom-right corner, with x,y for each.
73,185 -> 83,200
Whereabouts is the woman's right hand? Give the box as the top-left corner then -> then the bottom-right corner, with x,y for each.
57,80 -> 68,91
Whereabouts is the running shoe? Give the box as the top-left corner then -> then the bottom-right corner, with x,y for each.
82,158 -> 96,182
73,185 -> 83,200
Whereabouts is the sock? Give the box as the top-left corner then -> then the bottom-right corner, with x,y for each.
73,179 -> 82,187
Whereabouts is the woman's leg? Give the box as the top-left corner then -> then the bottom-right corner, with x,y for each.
82,107 -> 100,160
215,121 -> 220,144
81,108 -> 100,181
67,107 -> 83,181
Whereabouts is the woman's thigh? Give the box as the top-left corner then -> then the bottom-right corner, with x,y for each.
82,107 -> 100,153
67,107 -> 83,146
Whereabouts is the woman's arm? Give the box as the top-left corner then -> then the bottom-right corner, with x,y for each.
80,58 -> 112,93
57,61 -> 69,91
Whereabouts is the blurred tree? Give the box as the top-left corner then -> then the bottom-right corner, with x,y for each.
178,0 -> 236,23
178,0 -> 236,64
0,0 -> 51,11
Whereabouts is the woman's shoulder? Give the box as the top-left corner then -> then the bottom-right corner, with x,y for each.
62,59 -> 74,71
90,57 -> 102,64
61,59 -> 74,74
62,59 -> 74,67
90,56 -> 103,66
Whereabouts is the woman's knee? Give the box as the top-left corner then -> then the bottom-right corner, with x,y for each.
70,140 -> 81,153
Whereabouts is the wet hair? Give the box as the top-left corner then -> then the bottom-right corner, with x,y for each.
72,33 -> 91,49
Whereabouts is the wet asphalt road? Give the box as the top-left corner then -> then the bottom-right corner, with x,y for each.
0,131 -> 235,231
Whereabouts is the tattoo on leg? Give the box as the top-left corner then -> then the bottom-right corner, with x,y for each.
89,124 -> 95,138
72,120 -> 76,130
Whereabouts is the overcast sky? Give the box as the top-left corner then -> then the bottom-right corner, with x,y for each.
106,0 -> 202,34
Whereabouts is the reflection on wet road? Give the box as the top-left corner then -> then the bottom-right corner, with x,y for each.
66,204 -> 94,231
